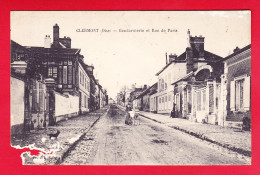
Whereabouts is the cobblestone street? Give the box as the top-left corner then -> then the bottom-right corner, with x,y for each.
11,108 -> 108,165
60,105 -> 250,165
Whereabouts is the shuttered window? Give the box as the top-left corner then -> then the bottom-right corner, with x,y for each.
235,79 -> 244,110
63,66 -> 67,84
68,66 -> 72,84
58,66 -> 62,84
202,89 -> 206,110
230,76 -> 250,111
244,76 -> 251,110
188,88 -> 192,113
197,91 -> 201,111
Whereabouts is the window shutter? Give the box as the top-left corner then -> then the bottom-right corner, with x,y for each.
230,80 -> 235,111
244,76 -> 251,110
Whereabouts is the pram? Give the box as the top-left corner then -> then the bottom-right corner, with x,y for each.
125,110 -> 140,125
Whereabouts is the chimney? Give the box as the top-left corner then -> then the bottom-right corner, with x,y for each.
143,85 -> 147,89
233,46 -> 240,53
169,53 -> 177,63
189,34 -> 205,58
60,36 -> 72,48
86,65 -> 94,75
166,52 -> 168,64
53,24 -> 59,48
187,29 -> 191,48
44,35 -> 51,48
186,47 -> 194,74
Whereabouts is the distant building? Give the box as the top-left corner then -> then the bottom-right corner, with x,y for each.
78,60 -> 91,114
135,83 -> 158,112
155,52 -> 187,114
109,98 -> 115,104
149,83 -> 158,113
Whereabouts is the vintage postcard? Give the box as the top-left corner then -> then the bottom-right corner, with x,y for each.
10,11 -> 251,165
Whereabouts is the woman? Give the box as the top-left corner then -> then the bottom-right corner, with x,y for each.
125,104 -> 132,125
170,103 -> 176,118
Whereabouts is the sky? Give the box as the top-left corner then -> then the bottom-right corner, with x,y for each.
11,11 -> 251,99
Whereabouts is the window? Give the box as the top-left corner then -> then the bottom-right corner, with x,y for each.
53,67 -> 57,78
63,66 -> 67,84
84,95 -> 87,108
160,79 -> 165,91
68,66 -> 72,84
230,76 -> 250,111
58,66 -> 63,83
188,88 -> 192,113
48,67 -> 52,77
48,67 -> 57,78
202,89 -> 206,110
235,79 -> 244,110
197,91 -> 201,111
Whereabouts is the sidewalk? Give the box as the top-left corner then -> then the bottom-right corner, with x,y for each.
138,111 -> 251,157
11,107 -> 109,165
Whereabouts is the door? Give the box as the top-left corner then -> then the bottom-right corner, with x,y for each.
195,88 -> 207,123
30,80 -> 49,130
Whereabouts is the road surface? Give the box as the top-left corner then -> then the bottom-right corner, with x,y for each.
61,105 -> 250,165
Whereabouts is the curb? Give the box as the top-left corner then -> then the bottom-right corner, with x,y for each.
54,109 -> 109,165
139,114 -> 251,157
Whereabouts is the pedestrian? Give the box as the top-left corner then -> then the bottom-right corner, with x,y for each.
125,104 -> 132,125
170,103 -> 176,118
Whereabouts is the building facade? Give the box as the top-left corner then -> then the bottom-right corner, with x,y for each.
11,41 -> 49,134
171,30 -> 223,124
78,61 -> 90,114
219,45 -> 251,129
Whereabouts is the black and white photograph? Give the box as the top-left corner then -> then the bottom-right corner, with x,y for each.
10,11 -> 251,165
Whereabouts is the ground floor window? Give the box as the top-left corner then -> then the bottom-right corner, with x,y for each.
230,75 -> 250,111
188,88 -> 192,113
235,79 -> 244,110
48,67 -> 57,78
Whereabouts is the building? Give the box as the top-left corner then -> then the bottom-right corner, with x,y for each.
170,30 -> 223,124
26,25 -> 84,96
219,45 -> 251,129
149,83 -> 158,113
135,83 -> 158,112
24,24 -> 87,123
11,24 -> 107,134
11,41 -> 49,134
155,52 -> 187,114
108,98 -> 115,104
83,64 -> 98,111
78,60 -> 91,114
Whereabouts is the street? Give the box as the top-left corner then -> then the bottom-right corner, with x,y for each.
59,105 -> 250,165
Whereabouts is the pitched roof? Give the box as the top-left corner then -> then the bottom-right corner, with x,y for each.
221,44 -> 251,62
11,40 -> 32,53
136,82 -> 158,98
25,46 -> 81,55
203,50 -> 223,62
156,50 -> 223,76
